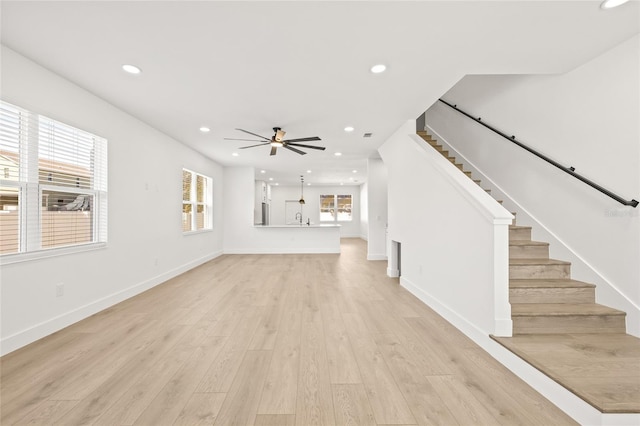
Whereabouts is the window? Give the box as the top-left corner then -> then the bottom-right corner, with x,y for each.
319,194 -> 352,222
0,101 -> 107,257
182,168 -> 212,232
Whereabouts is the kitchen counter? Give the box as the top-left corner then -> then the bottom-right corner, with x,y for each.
223,223 -> 340,254
253,224 -> 340,228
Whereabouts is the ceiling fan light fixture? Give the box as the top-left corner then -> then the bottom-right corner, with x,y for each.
270,140 -> 284,147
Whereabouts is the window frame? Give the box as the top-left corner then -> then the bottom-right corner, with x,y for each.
0,101 -> 108,264
319,193 -> 353,223
182,168 -> 213,234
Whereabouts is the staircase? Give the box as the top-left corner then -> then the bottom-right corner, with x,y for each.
416,130 -> 627,334
416,130 -> 640,416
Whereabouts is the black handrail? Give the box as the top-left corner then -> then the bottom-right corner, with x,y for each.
437,99 -> 638,208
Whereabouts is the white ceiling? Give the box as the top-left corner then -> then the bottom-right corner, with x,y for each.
1,1 -> 638,186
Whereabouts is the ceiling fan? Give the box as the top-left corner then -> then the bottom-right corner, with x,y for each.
225,127 -> 325,156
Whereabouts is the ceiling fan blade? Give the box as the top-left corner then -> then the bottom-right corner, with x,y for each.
286,143 -> 326,150
236,128 -> 270,141
282,136 -> 321,143
270,146 -> 277,156
283,144 -> 307,155
239,142 -> 271,149
224,138 -> 264,142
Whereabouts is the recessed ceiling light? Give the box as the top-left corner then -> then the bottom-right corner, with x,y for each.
232,152 -> 239,157
349,177 -> 354,181
352,170 -> 357,173
269,177 -> 273,181
370,64 -> 387,74
199,126 -> 210,133
344,126 -> 355,132
307,183 -> 311,186
340,182 -> 344,186
334,152 -> 342,157
275,183 -> 279,186
600,0 -> 629,9
306,170 -> 312,173
260,170 -> 266,174
122,64 -> 141,74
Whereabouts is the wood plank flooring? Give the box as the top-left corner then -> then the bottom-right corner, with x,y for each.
492,333 -> 640,413
0,239 -> 576,425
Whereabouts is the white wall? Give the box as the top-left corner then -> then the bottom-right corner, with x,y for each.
379,121 -> 513,336
269,184 -> 361,238
359,182 -> 368,241
0,46 -> 224,355
426,34 -> 640,335
366,158 -> 388,260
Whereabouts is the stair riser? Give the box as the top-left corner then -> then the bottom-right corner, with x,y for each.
513,315 -> 626,334
509,245 -> 549,259
509,229 -> 531,241
509,287 -> 595,304
510,264 -> 570,279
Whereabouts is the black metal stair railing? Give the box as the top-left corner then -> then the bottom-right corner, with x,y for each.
437,98 -> 638,208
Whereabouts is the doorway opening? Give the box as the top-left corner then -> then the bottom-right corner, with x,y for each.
388,240 -> 401,278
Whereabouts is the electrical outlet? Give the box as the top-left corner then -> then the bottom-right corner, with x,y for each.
56,283 -> 64,297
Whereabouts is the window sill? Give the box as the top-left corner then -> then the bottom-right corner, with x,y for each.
183,228 -> 213,236
0,242 -> 107,266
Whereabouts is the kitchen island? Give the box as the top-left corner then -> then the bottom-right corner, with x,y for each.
247,224 -> 341,254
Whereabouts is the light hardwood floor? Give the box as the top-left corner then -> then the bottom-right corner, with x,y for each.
1,239 -> 576,425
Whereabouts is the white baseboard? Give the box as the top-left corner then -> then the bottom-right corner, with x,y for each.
0,250 -> 223,356
400,276 -> 488,341
387,268 -> 399,278
367,254 -> 387,261
399,275 -> 637,426
359,234 -> 368,241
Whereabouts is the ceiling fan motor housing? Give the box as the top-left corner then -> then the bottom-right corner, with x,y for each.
273,127 -> 285,142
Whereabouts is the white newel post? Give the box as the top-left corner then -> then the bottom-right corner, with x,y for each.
493,220 -> 513,336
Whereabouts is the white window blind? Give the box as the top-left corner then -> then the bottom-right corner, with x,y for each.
0,100 -> 107,256
182,168 -> 212,232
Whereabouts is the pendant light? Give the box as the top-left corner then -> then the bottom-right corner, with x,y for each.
299,175 -> 305,204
